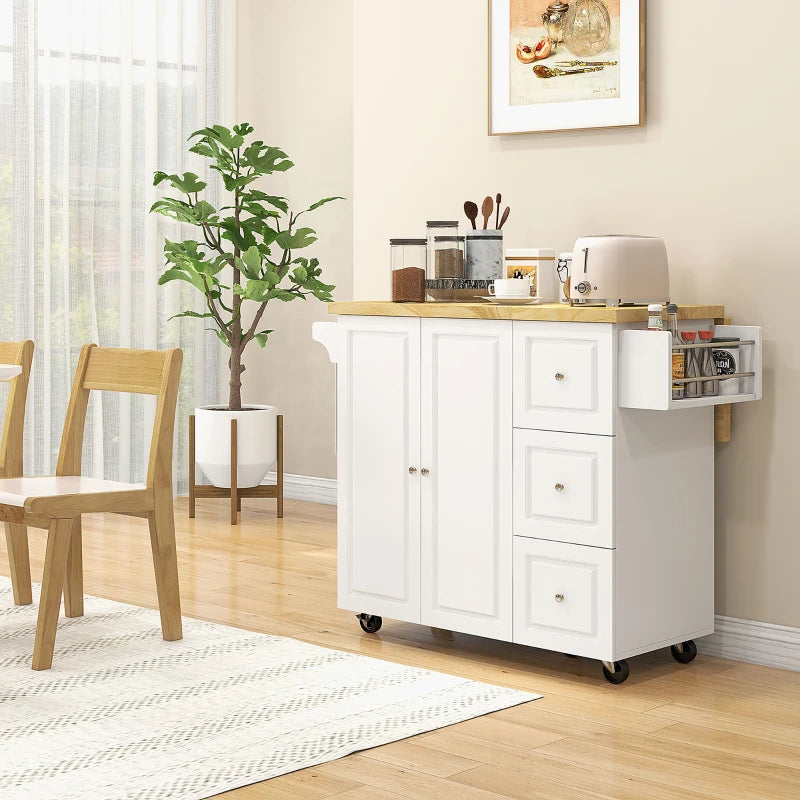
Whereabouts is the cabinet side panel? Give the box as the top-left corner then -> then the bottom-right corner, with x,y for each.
338,318 -> 421,622
614,407 -> 715,656
421,319 -> 513,640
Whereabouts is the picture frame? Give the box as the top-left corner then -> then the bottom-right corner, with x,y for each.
489,0 -> 645,135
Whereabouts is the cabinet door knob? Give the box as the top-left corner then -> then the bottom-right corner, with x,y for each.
555,593 -> 565,604
554,372 -> 565,382
421,468 -> 430,476
554,482 -> 565,492
408,466 -> 417,474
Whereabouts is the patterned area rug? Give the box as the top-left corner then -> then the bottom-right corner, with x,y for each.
0,579 -> 539,799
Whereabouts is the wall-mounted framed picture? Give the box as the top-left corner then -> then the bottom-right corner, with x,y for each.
489,0 -> 645,135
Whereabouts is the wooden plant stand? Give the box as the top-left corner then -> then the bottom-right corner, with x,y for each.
188,414 -> 284,525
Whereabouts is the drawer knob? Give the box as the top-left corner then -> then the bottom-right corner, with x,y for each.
554,372 -> 565,382
554,482 -> 565,492
421,468 -> 430,476
408,466 -> 417,474
555,593 -> 565,604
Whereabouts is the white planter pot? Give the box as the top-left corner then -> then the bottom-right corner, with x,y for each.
195,405 -> 277,489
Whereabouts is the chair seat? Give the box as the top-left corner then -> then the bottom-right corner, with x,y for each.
0,476 -> 146,508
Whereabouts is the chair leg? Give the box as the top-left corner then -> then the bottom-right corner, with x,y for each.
63,517 -> 84,618
4,523 -> 32,605
32,518 -> 72,671
147,497 -> 182,642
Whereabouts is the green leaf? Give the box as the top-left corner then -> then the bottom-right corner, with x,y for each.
168,310 -> 214,320
275,228 -> 317,250
208,327 -> 230,347
290,265 -> 308,283
294,196 -> 345,219
244,190 -> 289,213
241,245 -> 263,279
158,268 -> 206,293
254,330 -> 274,348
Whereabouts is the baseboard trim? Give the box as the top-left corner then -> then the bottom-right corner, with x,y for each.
262,472 -> 337,505
698,615 -> 800,672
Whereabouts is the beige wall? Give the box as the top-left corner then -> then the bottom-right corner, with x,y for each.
353,1 -> 799,626
236,0 -> 353,479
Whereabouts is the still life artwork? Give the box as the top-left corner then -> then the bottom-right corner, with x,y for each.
490,0 -> 644,134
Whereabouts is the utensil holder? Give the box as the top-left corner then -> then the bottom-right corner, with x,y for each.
465,231 -> 504,281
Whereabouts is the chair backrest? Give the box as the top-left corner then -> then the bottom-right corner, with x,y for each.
56,345 -> 183,491
0,340 -> 34,479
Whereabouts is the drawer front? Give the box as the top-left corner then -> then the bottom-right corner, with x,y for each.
513,429 -> 613,548
513,537 -> 613,660
513,321 -> 614,435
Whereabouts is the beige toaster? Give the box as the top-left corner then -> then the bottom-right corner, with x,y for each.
569,235 -> 670,306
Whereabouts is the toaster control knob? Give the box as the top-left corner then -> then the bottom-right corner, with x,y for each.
576,281 -> 591,295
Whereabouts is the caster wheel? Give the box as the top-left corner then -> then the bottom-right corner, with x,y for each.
670,640 -> 697,664
357,614 -> 383,634
602,660 -> 630,685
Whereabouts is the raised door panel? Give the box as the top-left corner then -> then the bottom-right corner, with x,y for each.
420,319 -> 512,641
513,537 -> 613,660
513,429 -> 614,548
513,321 -> 615,435
337,317 -> 421,623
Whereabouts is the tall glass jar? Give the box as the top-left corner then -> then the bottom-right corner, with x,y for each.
564,0 -> 611,57
426,235 -> 466,302
426,221 -> 459,279
390,239 -> 426,303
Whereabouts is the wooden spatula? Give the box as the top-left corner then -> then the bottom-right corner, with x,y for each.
464,201 -> 479,230
481,196 -> 494,230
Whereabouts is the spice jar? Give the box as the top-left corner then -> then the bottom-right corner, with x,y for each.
390,239 -> 426,303
698,330 -> 719,396
680,332 -> 702,398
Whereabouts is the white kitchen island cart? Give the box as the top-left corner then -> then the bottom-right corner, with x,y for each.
314,302 -> 761,684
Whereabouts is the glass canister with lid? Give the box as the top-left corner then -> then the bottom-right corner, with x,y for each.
390,239 -> 426,303
426,221 -> 459,275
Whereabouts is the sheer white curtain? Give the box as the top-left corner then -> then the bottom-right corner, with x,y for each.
0,0 -> 230,491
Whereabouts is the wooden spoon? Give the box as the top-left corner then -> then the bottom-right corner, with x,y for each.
481,196 -> 494,230
495,193 -> 502,229
464,201 -> 479,230
498,206 -> 510,229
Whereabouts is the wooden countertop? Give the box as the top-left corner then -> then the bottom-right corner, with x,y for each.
327,302 -> 725,324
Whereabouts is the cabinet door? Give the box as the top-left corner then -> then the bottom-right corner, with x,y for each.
420,319 -> 512,640
337,316 -> 421,623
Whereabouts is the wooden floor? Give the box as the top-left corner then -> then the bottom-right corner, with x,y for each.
3,498 -> 799,800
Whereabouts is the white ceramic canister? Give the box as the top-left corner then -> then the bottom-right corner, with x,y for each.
504,248 -> 557,301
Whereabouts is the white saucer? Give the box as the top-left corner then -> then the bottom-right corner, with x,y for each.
476,296 -> 543,306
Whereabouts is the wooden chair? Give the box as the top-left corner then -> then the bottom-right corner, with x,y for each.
0,344 -> 183,670
1,340 -> 35,606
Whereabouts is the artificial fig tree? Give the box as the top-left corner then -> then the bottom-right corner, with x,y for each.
150,122 -> 340,410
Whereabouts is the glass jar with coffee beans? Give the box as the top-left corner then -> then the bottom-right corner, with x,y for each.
390,239 -> 427,303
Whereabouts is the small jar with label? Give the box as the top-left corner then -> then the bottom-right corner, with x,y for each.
647,304 -> 663,331
390,239 -> 426,303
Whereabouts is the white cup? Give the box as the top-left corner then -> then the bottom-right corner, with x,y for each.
489,277 -> 532,298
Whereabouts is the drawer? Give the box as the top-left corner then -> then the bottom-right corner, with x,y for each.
513,537 -> 613,660
513,321 -> 614,435
513,429 -> 613,548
